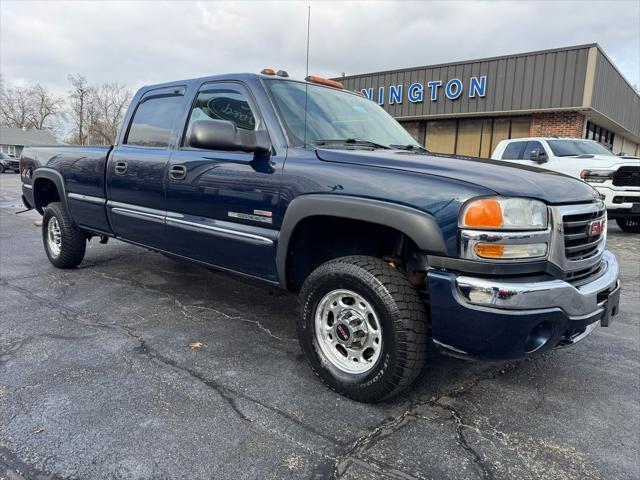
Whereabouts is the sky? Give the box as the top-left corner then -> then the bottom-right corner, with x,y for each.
1,0 -> 639,96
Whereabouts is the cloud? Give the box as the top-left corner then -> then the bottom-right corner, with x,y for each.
1,0 -> 639,95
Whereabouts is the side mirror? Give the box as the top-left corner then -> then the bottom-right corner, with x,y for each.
188,119 -> 271,154
530,149 -> 547,163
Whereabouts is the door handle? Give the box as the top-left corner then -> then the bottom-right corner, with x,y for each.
169,165 -> 187,180
114,161 -> 127,175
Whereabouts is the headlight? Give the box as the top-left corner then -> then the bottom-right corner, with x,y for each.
580,170 -> 614,184
459,197 -> 548,230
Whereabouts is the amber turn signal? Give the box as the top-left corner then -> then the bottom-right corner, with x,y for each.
463,199 -> 503,228
474,243 -> 505,258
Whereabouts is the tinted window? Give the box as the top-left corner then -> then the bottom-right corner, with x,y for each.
547,139 -> 615,157
501,141 -> 526,160
522,141 -> 545,160
126,95 -> 184,147
183,88 -> 257,146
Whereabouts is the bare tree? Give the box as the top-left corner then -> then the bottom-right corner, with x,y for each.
92,82 -> 132,144
0,82 -> 63,131
28,84 -> 64,130
66,76 -> 131,145
0,84 -> 32,129
67,74 -> 93,145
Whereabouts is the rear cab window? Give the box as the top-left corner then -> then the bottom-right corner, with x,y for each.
501,141 -> 527,160
125,91 -> 185,148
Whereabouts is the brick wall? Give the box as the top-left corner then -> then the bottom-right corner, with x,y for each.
529,111 -> 585,138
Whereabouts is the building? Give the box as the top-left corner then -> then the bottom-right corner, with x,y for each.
338,44 -> 640,157
0,127 -> 58,157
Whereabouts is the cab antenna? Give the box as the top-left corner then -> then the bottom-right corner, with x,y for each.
303,5 -> 311,148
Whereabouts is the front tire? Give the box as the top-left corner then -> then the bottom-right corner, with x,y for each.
616,217 -> 640,233
0,164 -> 5,174
297,256 -> 428,402
42,202 -> 86,268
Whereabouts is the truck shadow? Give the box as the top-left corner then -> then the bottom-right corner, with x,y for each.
83,243 -> 517,407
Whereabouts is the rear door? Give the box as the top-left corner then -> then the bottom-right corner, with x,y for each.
165,81 -> 283,281
106,86 -> 186,250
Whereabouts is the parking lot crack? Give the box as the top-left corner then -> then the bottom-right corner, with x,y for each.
118,323 -> 252,422
430,398 -> 495,480
333,363 -> 519,479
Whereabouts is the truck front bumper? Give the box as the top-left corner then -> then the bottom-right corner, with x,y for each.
427,250 -> 620,360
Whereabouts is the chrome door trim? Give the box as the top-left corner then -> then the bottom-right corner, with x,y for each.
165,216 -> 274,245
107,200 -> 166,224
106,200 -> 274,245
68,192 -> 106,204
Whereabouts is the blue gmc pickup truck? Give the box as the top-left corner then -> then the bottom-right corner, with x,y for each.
19,70 -> 620,402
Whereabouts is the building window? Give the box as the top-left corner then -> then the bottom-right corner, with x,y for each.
585,121 -> 614,150
426,120 -> 457,154
456,119 -> 483,157
1,145 -> 16,155
399,121 -> 423,144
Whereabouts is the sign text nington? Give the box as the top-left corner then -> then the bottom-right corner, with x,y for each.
359,75 -> 487,106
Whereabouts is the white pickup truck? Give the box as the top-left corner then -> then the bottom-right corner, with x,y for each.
492,137 -> 640,233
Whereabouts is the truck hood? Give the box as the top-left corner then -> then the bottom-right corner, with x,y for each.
544,155 -> 640,177
316,149 -> 600,204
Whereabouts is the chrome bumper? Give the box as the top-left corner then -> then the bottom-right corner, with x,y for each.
456,250 -> 619,319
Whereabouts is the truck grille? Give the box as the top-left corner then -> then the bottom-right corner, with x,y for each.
563,209 -> 606,261
564,262 -> 604,286
547,202 -> 607,285
612,166 -> 640,187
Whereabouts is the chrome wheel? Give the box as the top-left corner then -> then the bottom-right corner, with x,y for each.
314,289 -> 382,374
47,216 -> 62,258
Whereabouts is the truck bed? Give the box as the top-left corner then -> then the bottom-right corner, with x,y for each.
21,145 -> 114,233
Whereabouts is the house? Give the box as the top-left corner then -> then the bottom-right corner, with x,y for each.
0,127 -> 58,157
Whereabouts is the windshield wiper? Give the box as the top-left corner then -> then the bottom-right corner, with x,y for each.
389,143 -> 429,153
314,138 -> 391,149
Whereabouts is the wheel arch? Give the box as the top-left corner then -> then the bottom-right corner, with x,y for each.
277,195 -> 447,290
32,168 -> 67,214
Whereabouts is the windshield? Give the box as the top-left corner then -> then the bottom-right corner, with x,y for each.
0,153 -> 9,159
547,139 -> 615,157
266,80 -> 421,149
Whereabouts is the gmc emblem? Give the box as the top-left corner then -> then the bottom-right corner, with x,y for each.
589,219 -> 606,237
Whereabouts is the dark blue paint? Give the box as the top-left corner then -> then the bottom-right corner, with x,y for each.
21,73 -> 599,272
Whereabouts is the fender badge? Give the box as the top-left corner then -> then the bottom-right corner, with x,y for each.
228,211 -> 273,224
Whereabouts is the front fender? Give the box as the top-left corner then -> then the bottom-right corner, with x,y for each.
276,194 -> 447,287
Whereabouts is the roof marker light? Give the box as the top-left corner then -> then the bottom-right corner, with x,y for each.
261,68 -> 276,75
305,75 -> 344,89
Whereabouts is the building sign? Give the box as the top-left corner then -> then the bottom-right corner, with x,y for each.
360,75 -> 487,106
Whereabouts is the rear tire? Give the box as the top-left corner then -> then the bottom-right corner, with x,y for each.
297,256 -> 428,402
616,217 -> 640,233
42,202 -> 86,268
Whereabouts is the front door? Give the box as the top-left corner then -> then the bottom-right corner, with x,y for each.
165,82 -> 283,281
106,87 -> 186,250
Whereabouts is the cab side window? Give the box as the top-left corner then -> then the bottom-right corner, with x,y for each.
501,141 -> 526,160
125,95 -> 184,148
522,141 -> 546,160
183,87 -> 257,147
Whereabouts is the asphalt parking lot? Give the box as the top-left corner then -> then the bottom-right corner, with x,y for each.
1,173 -> 638,480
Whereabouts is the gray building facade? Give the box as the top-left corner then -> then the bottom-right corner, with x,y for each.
337,44 -> 640,157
